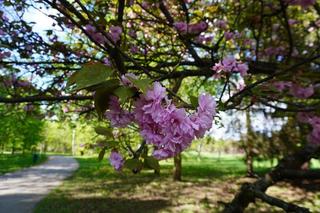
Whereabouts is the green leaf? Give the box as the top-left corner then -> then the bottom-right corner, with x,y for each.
144,156 -> 160,171
124,158 -> 143,170
105,140 -> 118,149
113,87 -> 136,103
67,62 -> 114,91
127,77 -> 152,93
98,148 -> 105,161
94,126 -> 113,137
93,79 -> 120,118
189,95 -> 199,108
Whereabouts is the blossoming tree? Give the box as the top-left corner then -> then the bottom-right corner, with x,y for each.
1,0 -> 320,212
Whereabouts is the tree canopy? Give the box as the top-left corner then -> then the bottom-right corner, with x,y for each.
1,0 -> 320,212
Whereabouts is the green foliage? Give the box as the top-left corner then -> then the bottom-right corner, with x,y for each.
124,158 -> 143,171
67,62 -> 114,91
94,126 -> 113,137
42,121 -> 95,154
113,87 -> 136,103
0,153 -> 47,175
143,156 -> 160,172
127,77 -> 152,93
98,148 -> 106,161
93,79 -> 120,118
0,105 -> 44,153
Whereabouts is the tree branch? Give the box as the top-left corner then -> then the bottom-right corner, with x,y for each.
253,189 -> 310,213
0,95 -> 93,103
223,143 -> 319,212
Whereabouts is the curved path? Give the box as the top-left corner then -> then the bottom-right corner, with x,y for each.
0,156 -> 79,213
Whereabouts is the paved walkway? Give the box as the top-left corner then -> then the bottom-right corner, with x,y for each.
0,156 -> 79,213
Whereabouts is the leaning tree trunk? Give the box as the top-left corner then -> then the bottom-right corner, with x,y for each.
173,153 -> 182,181
223,143 -> 319,213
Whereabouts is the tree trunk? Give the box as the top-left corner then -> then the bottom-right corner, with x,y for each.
173,153 -> 182,181
245,110 -> 254,177
245,152 -> 254,177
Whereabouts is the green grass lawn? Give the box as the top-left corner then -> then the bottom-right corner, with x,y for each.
0,153 -> 47,175
35,152 -> 320,213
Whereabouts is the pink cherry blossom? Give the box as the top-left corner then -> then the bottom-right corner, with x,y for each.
109,151 -> 124,171
105,96 -> 134,127
120,73 -> 138,86
297,112 -> 314,123
307,116 -> 320,144
109,26 -> 122,43
188,21 -> 208,34
287,0 -> 315,8
273,81 -> 292,91
288,19 -> 298,25
103,57 -> 111,66
290,84 -> 314,98
174,21 -> 207,35
215,20 -> 227,29
173,22 -> 188,35
224,32 -> 234,40
133,83 -> 215,159
85,24 -> 107,44
237,63 -> 249,77
211,56 -> 248,78
130,45 -> 139,54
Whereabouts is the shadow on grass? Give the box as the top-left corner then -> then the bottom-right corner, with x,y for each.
36,197 -> 170,213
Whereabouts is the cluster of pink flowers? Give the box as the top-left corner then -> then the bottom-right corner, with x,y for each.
215,20 -> 227,29
297,112 -> 320,144
287,0 -> 315,8
109,150 -> 124,171
120,73 -> 138,87
133,82 -> 216,159
108,26 -> 122,43
84,25 -> 122,44
263,46 -> 286,57
105,80 -> 216,160
173,21 -> 208,35
0,51 -> 11,60
23,104 -> 34,112
195,35 -> 213,44
273,81 -> 314,99
105,96 -> 134,127
211,56 -> 249,78
85,24 -> 107,44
